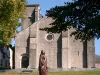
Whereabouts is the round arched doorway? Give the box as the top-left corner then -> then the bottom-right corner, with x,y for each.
21,53 -> 29,68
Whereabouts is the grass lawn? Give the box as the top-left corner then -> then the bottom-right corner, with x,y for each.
0,71 -> 100,75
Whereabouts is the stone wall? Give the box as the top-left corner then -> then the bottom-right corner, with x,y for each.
15,5 -> 95,69
15,5 -> 40,69
67,28 -> 95,68
29,22 -> 37,68
87,39 -> 95,68
68,29 -> 84,68
36,17 -> 61,69
15,17 -> 95,69
62,32 -> 68,68
15,27 -> 29,68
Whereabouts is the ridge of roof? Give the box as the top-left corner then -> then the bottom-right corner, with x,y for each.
26,4 -> 40,7
16,17 -> 50,35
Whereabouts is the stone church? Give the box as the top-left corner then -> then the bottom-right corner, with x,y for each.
15,4 -> 95,69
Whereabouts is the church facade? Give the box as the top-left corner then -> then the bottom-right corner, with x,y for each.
15,4 -> 95,69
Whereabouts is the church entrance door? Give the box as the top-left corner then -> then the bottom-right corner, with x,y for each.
21,55 -> 29,68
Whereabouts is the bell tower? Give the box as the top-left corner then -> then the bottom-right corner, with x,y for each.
21,4 -> 40,30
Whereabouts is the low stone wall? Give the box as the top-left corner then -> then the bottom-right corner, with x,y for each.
5,67 -> 100,72
5,63 -> 100,72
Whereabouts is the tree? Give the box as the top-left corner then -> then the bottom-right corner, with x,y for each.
0,0 -> 26,47
41,0 -> 100,41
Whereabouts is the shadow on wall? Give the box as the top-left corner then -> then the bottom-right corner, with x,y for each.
57,34 -> 62,68
83,41 -> 87,68
26,36 -> 30,57
29,9 -> 35,24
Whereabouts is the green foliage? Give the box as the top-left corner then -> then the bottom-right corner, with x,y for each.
0,0 -> 26,46
41,0 -> 100,41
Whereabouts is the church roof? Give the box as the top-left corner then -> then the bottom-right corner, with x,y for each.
16,16 -> 48,35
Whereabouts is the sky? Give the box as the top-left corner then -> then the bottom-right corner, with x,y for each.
13,0 -> 100,55
27,0 -> 75,16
